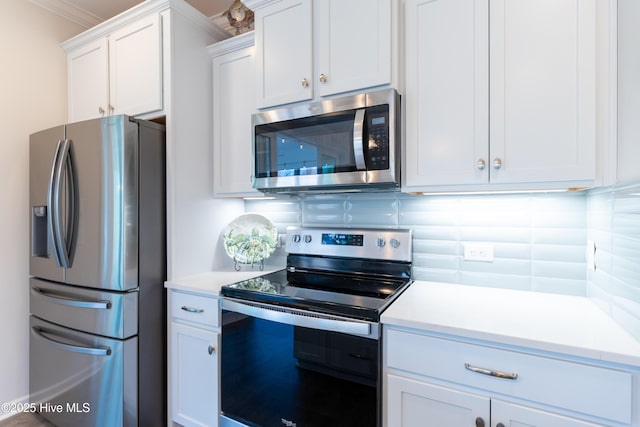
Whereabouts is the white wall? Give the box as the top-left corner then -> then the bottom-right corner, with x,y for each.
0,1 -> 83,418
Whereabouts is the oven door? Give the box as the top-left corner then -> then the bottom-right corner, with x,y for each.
220,298 -> 381,427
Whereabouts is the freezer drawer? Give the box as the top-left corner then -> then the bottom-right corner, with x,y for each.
30,278 -> 138,339
30,316 -> 138,427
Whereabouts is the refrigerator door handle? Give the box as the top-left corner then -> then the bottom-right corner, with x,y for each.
31,286 -> 112,310
47,140 -> 64,267
31,326 -> 112,356
48,139 -> 77,269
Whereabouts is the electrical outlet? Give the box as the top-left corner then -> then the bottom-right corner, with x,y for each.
463,243 -> 494,262
587,240 -> 596,271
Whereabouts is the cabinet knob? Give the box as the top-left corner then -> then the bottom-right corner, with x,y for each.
496,424 -> 505,427
319,73 -> 327,84
476,159 -> 486,170
301,78 -> 309,88
208,345 -> 216,355
108,104 -> 115,112
98,106 -> 105,115
493,157 -> 503,170
475,417 -> 485,427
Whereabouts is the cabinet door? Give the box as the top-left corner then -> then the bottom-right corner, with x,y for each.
403,0 -> 489,189
171,322 -> 219,427
489,0 -> 596,184
212,43 -> 259,196
491,400 -> 602,427
315,0 -> 391,97
617,0 -> 640,184
109,13 -> 163,117
386,374 -> 490,427
255,0 -> 312,108
67,38 -> 109,122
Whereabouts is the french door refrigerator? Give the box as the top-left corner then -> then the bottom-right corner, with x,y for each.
29,115 -> 166,427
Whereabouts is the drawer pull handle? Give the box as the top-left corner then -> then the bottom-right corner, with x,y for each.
464,363 -> 518,380
181,306 -> 204,313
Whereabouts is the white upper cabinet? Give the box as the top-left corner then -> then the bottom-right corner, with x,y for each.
617,0 -> 640,184
404,0 -> 489,188
65,12 -> 163,122
251,0 -> 396,109
108,14 -> 163,118
488,0 -> 596,185
315,0 -> 392,98
404,0 -> 603,192
209,33 -> 259,197
67,38 -> 109,122
254,0 -> 313,108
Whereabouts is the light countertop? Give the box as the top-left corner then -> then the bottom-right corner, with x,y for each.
165,268 -> 281,297
382,281 -> 640,367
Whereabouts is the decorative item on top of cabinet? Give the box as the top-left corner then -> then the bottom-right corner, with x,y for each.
245,0 -> 398,109
208,31 -> 259,197
403,0 -> 613,193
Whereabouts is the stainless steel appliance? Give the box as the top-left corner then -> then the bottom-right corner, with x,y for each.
220,226 -> 412,427
252,88 -> 401,193
29,115 -> 166,427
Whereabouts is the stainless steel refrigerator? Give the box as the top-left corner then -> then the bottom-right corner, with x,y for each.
29,115 -> 166,427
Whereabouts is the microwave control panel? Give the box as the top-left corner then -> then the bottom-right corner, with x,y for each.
366,105 -> 390,170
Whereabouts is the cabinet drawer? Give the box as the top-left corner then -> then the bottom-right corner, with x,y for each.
385,329 -> 633,424
170,291 -> 219,328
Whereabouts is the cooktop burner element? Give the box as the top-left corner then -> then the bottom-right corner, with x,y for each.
221,226 -> 413,321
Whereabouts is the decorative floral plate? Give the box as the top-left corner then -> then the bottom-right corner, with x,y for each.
223,213 -> 278,270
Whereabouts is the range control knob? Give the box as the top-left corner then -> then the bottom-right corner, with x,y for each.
304,235 -> 312,243
376,238 -> 386,248
292,234 -> 301,243
390,238 -> 400,248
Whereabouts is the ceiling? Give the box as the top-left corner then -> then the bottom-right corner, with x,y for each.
31,0 -> 234,28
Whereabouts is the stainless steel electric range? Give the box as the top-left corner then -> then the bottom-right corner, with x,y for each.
219,226 -> 412,427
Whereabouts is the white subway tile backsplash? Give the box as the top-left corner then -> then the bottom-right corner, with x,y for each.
244,184 -> 640,342
587,184 -> 640,341
247,191 -> 589,295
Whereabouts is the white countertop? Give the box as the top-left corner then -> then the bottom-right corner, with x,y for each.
165,268 -> 281,297
381,281 -> 640,367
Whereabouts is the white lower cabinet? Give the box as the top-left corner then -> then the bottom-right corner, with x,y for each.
387,376 -> 602,427
384,328 -> 635,427
387,374 -> 489,426
168,290 -> 220,427
492,400 -> 604,427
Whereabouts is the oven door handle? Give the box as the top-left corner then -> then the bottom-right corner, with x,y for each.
221,298 -> 374,338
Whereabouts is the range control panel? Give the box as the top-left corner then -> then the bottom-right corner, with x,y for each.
286,226 -> 412,262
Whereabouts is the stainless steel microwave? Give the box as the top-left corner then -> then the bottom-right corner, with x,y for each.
251,89 -> 400,193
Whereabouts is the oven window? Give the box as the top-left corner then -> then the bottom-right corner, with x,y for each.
221,311 -> 378,427
254,111 -> 357,179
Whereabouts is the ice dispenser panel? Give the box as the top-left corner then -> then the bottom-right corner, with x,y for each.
32,206 -> 48,257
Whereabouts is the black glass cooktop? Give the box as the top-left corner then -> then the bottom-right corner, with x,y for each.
221,267 -> 412,322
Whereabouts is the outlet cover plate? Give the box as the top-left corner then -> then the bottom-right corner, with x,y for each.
463,243 -> 494,262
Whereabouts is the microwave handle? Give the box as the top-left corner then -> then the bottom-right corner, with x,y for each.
353,108 -> 366,170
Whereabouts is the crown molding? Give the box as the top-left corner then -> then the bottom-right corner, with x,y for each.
29,0 -> 102,28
